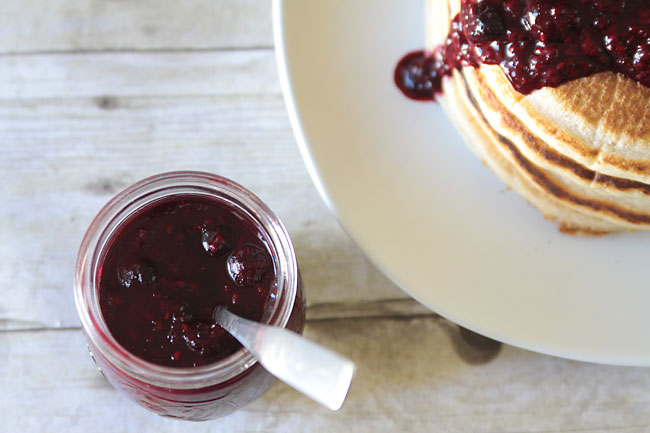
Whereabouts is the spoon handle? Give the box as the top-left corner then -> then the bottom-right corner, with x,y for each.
214,306 -> 355,410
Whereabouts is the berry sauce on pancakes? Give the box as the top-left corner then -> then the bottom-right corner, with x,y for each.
395,0 -> 650,100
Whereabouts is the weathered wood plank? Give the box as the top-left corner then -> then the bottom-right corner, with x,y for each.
0,95 -> 406,331
4,319 -> 650,432
3,2 -> 650,432
0,0 -> 273,54
307,298 -> 434,321
0,51 -> 279,100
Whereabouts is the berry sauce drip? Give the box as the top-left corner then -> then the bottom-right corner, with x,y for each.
99,196 -> 274,368
395,0 -> 650,100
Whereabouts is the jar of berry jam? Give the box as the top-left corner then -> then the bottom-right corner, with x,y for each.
74,171 -> 306,420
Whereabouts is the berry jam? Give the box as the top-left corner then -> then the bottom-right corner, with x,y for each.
99,195 -> 275,368
395,0 -> 650,100
76,172 -> 305,420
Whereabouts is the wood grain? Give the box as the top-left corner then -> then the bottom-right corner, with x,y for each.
0,0 -> 273,54
0,51 -> 279,100
5,0 -> 650,431
4,320 -> 650,433
0,92 -> 406,331
0,34 -> 409,333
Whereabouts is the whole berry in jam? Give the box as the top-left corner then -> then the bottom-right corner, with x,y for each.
200,217 -> 231,256
181,320 -> 228,357
464,1 -> 506,42
99,195 -> 275,368
201,229 -> 229,256
227,244 -> 272,287
116,258 -> 157,288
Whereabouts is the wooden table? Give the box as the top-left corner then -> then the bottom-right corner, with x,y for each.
3,1 -> 650,431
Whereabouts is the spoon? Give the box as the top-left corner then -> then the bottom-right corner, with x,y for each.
213,306 -> 355,410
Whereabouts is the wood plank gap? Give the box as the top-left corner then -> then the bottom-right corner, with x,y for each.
0,46 -> 273,58
0,315 -> 442,334
0,315 -> 441,334
306,298 -> 438,321
1,299 -> 438,332
307,312 -> 441,324
0,325 -> 81,334
0,93 -> 284,104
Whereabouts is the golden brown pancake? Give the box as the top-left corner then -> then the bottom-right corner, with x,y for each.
428,0 -> 650,234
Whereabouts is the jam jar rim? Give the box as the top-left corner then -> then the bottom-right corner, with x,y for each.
74,170 -> 299,389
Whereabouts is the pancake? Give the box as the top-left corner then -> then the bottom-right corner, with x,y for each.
426,0 -> 650,234
439,71 -> 624,234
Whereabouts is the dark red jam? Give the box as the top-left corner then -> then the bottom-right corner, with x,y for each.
395,0 -> 650,100
99,195 -> 275,368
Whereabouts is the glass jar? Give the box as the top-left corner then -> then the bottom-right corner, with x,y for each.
74,171 -> 306,421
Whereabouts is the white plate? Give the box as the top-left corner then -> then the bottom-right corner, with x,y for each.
273,0 -> 650,366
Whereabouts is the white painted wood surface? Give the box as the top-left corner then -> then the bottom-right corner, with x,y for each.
2,1 -> 650,432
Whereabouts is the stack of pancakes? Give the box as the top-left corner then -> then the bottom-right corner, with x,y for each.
429,0 -> 650,234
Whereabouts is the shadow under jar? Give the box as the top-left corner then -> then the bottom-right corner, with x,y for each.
74,171 -> 306,421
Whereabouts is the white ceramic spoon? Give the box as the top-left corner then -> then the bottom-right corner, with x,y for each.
213,306 -> 355,410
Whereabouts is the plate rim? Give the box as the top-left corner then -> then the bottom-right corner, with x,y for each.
272,0 -> 650,367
